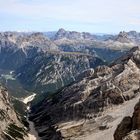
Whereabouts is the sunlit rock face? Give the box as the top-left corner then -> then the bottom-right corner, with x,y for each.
114,100 -> 140,140
0,85 -> 28,140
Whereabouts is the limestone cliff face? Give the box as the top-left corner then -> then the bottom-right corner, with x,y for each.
0,85 -> 28,140
53,28 -> 95,40
29,47 -> 140,139
114,100 -> 140,140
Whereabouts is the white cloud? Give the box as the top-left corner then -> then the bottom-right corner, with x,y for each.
0,0 -> 140,22
0,0 -> 140,32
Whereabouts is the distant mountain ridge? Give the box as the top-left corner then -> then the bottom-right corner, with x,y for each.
53,28 -> 96,40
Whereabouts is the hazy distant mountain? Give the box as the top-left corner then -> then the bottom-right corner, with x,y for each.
115,31 -> 132,43
109,31 -> 140,44
53,28 -> 96,40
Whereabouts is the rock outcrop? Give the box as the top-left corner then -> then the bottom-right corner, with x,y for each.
115,31 -> 132,43
114,117 -> 132,140
106,30 -> 140,44
114,100 -> 140,140
0,85 -> 28,140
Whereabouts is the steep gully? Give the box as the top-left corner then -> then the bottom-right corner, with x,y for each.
22,94 -> 40,140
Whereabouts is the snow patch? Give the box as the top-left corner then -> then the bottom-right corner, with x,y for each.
23,93 -> 36,104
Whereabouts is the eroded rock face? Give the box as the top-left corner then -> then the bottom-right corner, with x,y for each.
0,85 -> 27,140
123,130 -> 140,140
114,99 -> 140,140
30,47 -> 140,139
76,68 -> 94,81
114,117 -> 132,140
132,101 -> 140,130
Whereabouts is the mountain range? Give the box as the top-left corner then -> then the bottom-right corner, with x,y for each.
1,29 -> 140,140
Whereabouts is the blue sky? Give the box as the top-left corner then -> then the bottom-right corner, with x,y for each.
0,0 -> 140,33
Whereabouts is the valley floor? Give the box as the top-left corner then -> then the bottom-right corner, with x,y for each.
22,94 -> 40,140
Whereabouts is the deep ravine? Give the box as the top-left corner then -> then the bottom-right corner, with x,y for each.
0,69 -> 40,140
23,94 -> 40,140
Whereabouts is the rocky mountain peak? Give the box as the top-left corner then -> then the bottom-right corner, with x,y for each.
54,28 -> 95,40
115,31 -> 132,43
58,28 -> 66,33
118,31 -> 128,38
